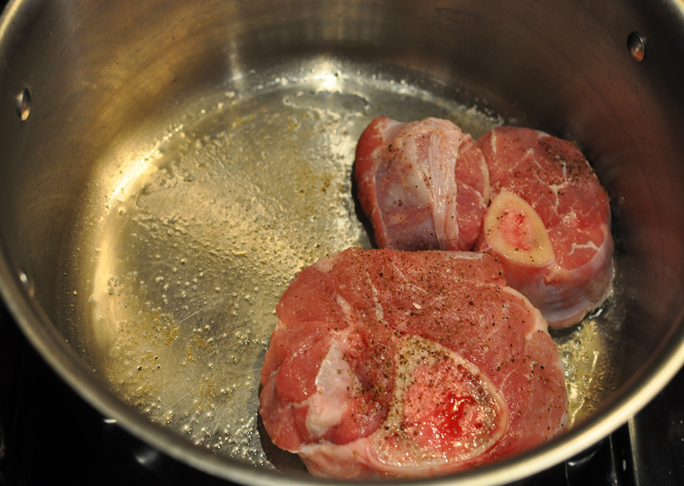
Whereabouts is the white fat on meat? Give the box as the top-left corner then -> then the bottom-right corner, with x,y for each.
260,248 -> 567,479
355,117 -> 489,251
476,126 -> 613,328
306,337 -> 355,438
301,336 -> 510,478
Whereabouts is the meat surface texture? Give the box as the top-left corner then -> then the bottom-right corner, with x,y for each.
355,117 -> 490,251
475,127 -> 613,328
260,248 -> 567,479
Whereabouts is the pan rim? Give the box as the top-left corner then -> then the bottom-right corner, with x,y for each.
2,0 -> 684,482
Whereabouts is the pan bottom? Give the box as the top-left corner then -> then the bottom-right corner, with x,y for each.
59,56 -> 621,468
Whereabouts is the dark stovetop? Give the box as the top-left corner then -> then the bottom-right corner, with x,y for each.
0,301 -> 683,486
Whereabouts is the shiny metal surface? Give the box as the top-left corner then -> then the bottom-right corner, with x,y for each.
67,63 -> 504,470
1,0 -> 684,485
627,31 -> 647,62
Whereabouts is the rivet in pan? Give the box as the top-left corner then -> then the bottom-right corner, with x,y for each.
18,268 -> 35,298
16,88 -> 31,121
627,32 -> 645,62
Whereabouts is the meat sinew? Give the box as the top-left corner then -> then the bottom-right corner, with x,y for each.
355,117 -> 490,251
475,126 -> 613,329
260,248 -> 567,479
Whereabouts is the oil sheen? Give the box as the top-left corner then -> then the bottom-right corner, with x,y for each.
61,57 -> 618,468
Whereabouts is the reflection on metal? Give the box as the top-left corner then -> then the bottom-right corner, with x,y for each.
15,88 -> 30,121
58,57 -> 623,469
68,59 -> 503,467
627,32 -> 646,62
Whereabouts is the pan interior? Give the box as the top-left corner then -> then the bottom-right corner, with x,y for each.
59,56 -> 623,468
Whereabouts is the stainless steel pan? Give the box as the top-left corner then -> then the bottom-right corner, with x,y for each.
1,0 -> 684,484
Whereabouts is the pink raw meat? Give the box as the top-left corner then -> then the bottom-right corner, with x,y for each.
355,117 -> 490,251
260,248 -> 567,479
475,126 -> 613,328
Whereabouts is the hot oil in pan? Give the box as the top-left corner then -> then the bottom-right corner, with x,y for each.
70,59 -> 620,466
